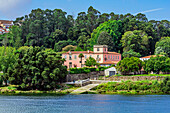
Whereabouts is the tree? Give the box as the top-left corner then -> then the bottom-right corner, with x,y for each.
144,56 -> 169,74
50,29 -> 66,48
155,37 -> 170,57
54,39 -> 77,52
0,47 -> 17,85
97,31 -> 114,51
121,30 -> 150,56
155,47 -> 167,56
122,49 -> 141,58
89,20 -> 123,52
85,57 -> 98,67
7,47 -> 67,90
78,53 -> 84,68
116,57 -> 144,75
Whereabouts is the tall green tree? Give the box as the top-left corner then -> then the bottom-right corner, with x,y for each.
97,31 -> 114,51
89,20 -> 123,52
78,53 -> 84,68
7,47 -> 67,90
121,30 -> 151,56
155,37 -> 170,57
116,57 -> 144,75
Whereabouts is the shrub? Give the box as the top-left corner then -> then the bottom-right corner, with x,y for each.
0,75 -> 3,86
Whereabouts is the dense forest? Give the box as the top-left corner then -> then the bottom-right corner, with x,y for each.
0,6 -> 169,90
0,6 -> 170,57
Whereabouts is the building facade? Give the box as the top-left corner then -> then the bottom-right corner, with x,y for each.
0,20 -> 13,34
140,55 -> 164,61
62,45 -> 121,68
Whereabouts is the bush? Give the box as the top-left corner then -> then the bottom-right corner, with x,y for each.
94,79 -> 170,94
0,75 -> 3,86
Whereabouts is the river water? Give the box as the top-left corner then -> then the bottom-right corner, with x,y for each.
0,94 -> 169,113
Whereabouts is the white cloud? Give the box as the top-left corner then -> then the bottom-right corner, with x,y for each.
0,0 -> 32,19
134,8 -> 163,15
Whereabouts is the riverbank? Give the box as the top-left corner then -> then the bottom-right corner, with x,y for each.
0,77 -> 169,95
0,85 -> 78,96
91,78 -> 170,95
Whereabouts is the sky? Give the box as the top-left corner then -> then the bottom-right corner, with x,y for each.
0,0 -> 169,21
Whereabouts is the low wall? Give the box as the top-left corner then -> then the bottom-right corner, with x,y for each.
105,76 -> 167,81
66,71 -> 104,82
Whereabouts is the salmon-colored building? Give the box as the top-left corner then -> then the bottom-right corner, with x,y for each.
62,45 -> 121,68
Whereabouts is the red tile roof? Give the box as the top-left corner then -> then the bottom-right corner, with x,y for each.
63,51 -> 121,55
64,51 -> 94,54
0,20 -> 13,24
108,52 -> 121,55
141,55 -> 164,58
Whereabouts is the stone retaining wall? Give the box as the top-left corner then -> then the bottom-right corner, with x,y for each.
105,76 -> 167,81
66,71 -> 104,82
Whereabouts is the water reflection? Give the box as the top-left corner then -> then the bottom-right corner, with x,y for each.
0,95 -> 169,113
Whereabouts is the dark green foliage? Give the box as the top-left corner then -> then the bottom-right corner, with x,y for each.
144,56 -> 170,74
0,75 -> 3,86
0,47 -> 17,85
85,57 -> 98,67
121,30 -> 150,56
161,77 -> 170,93
122,49 -> 141,58
155,37 -> 170,57
116,57 -> 144,75
69,66 -> 110,74
54,39 -> 77,52
89,20 -> 123,52
7,47 -> 67,90
0,6 -> 168,53
97,31 -> 114,51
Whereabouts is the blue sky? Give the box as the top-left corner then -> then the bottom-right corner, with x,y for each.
0,0 -> 169,21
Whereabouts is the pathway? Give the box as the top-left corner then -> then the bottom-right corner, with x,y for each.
70,84 -> 99,94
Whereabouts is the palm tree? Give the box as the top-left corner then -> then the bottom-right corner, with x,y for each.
79,53 -> 84,68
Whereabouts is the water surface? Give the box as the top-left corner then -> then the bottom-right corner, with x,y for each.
0,94 -> 169,113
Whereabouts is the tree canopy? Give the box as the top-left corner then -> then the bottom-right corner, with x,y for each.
7,47 -> 67,90
116,57 -> 144,75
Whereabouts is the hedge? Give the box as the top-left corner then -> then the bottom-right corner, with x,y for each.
69,66 -> 111,74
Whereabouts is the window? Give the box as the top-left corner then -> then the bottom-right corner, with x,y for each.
97,48 -> 100,51
105,48 -> 106,51
74,55 -> 77,59
97,55 -> 99,58
116,56 -> 117,59
90,55 -> 92,57
113,56 -> 114,60
108,55 -> 110,59
104,55 -> 107,61
69,62 -> 72,68
85,55 -> 87,59
69,55 -> 72,60
79,61 -> 82,63
65,55 -> 67,59
118,56 -> 119,60
111,55 -> 112,60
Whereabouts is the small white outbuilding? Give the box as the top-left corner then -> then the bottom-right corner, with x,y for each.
104,67 -> 117,76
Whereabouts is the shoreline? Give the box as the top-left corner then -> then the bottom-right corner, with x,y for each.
0,89 -> 169,96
